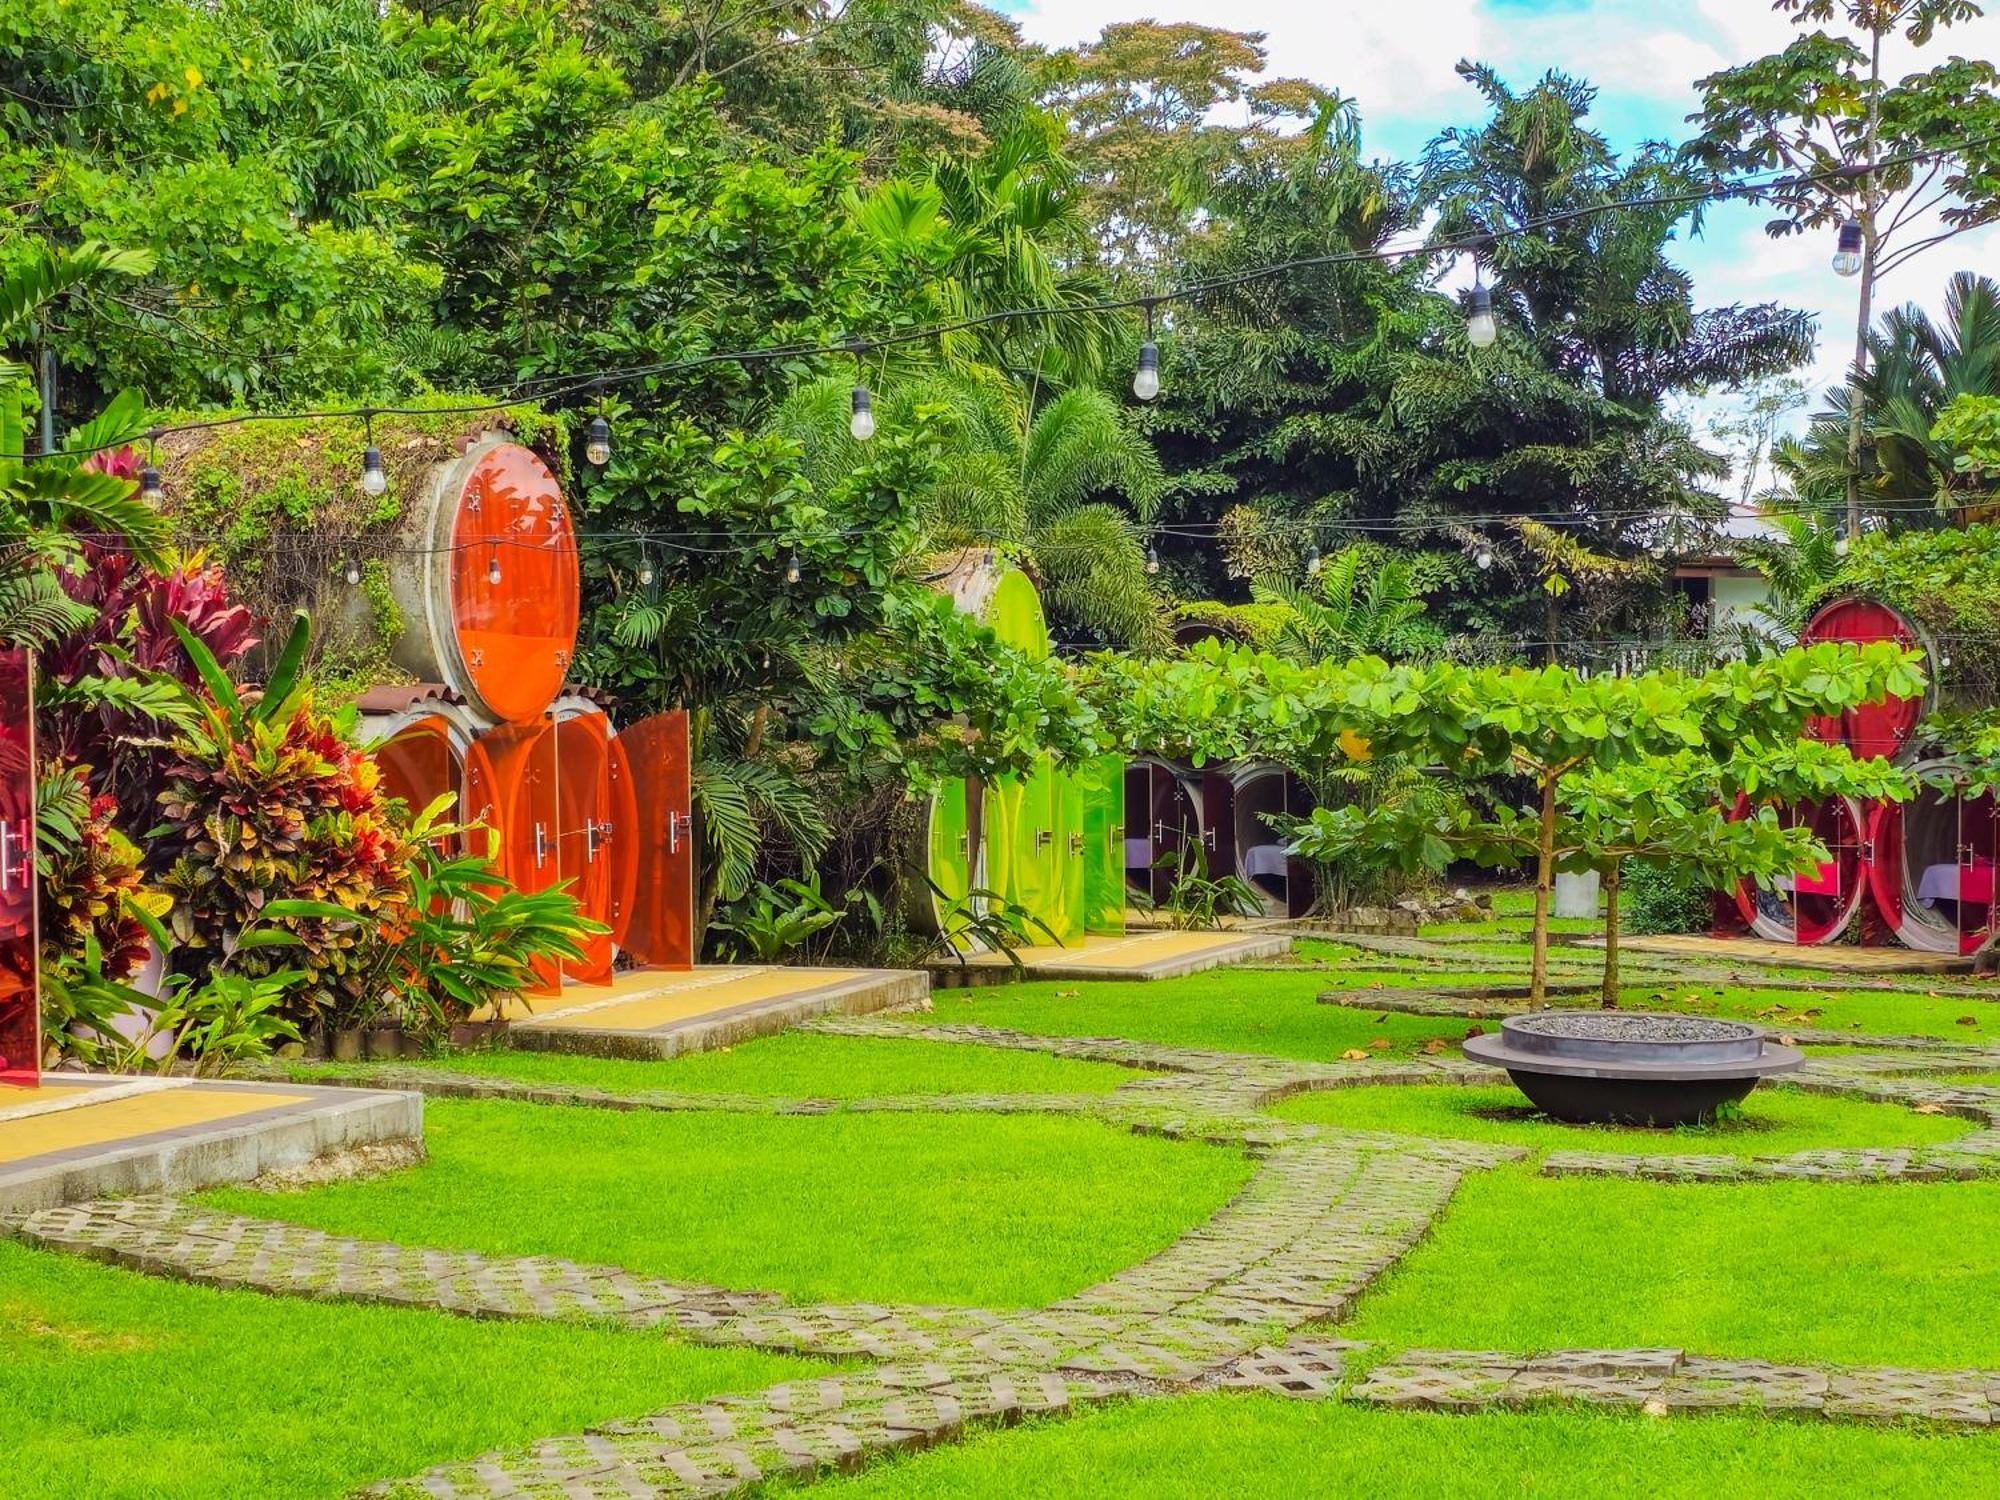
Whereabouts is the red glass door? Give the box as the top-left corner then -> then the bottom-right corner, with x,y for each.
0,649 -> 37,1086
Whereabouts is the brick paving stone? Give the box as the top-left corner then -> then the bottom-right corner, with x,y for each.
1352,1362 -> 1520,1411
1216,1341 -> 1367,1397
1825,1368 -> 1993,1424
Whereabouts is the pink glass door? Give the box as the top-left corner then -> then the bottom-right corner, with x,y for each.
0,649 -> 38,1085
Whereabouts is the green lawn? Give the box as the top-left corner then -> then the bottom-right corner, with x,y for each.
0,1239 -> 818,1500
798,1393 -> 2000,1499
199,1099 -> 1251,1308
289,1030 -> 1137,1098
918,972 -> 1478,1060
1344,1167 -> 2000,1368
1271,1081 -> 1974,1156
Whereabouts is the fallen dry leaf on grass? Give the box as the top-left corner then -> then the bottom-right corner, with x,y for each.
1777,1033 -> 1796,1046
1341,1049 -> 1370,1061
1465,1024 -> 1486,1038
1420,1038 -> 1449,1055
1055,989 -> 1079,998
1369,1036 -> 1391,1050
1916,1103 -> 1947,1115
1959,1015 -> 1980,1027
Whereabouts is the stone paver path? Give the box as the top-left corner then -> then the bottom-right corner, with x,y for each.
11,989 -> 2000,1495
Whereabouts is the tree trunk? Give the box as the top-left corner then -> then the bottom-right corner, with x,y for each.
1530,772 -> 1557,1006
1845,25 -> 1884,543
1600,860 -> 1623,1009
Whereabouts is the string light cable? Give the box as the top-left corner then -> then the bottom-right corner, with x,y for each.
15,133 -> 1996,469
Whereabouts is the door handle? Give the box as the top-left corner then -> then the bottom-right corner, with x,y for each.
533,822 -> 549,869
667,810 -> 685,854
1036,830 -> 1053,850
1069,833 -> 1084,856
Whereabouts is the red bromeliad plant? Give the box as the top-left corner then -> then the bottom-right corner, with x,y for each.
151,615 -> 410,1028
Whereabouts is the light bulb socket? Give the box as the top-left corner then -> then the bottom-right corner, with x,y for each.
849,385 -> 875,440
1133,341 -> 1160,401
585,414 -> 612,466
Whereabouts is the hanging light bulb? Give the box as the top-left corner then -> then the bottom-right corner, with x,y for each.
585,412 -> 612,467
1305,544 -> 1323,575
139,429 -> 164,504
1475,546 -> 1494,571
849,384 -> 875,441
636,550 -> 655,587
1145,543 -> 1160,576
344,557 -> 362,586
1132,301 -> 1161,402
356,411 -> 386,496
1466,274 -> 1498,349
1832,217 -> 1864,277
784,548 -> 802,585
487,551 -> 502,585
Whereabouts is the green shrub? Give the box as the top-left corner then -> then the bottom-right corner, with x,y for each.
1621,861 -> 1716,935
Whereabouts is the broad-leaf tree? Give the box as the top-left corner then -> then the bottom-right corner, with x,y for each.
1684,0 -> 2000,536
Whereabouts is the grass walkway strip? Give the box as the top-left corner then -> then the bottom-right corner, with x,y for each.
794,1393 -> 2000,1499
1342,1166 -> 2000,1368
199,1101 -> 1253,1310
286,1030 -> 1136,1099
1270,1082 -> 1976,1157
0,1240 -> 819,1500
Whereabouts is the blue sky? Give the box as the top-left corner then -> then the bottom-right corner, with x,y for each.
999,0 -> 2000,447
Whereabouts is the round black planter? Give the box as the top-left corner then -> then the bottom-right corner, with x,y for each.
1463,1012 -> 1804,1127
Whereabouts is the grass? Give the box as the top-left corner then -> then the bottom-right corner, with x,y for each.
918,971 -> 1479,1061
1270,1082 -> 1975,1157
796,1393 -> 2000,1499
1343,1167 -> 2000,1368
0,1239 -> 819,1500
199,1099 -> 1252,1309
287,1030 -> 1138,1098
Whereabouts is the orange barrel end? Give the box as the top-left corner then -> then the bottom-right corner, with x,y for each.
392,437 -> 580,726
608,710 -> 695,970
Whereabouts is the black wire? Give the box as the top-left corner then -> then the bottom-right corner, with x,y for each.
15,133 -> 1997,464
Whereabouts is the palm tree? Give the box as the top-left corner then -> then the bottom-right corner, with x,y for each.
1775,272 -> 2000,524
849,113 -> 1120,381
1252,546 -> 1442,663
1,242 -> 164,651
772,368 -> 1169,649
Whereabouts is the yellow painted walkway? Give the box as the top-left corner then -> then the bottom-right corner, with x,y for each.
0,1082 -> 312,1165
485,966 -> 866,1033
954,929 -> 1276,972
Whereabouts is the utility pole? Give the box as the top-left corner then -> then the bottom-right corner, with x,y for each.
1842,20 -> 1884,547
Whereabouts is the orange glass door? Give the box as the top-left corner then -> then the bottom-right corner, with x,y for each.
551,710 -> 618,984
610,711 -> 695,969
0,649 -> 36,1085
473,717 -> 562,991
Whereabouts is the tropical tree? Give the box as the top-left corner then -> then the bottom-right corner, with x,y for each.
772,368 -> 1168,649
1684,0 -> 2000,537
852,113 -> 1120,381
1776,272 -> 2000,526
1253,547 -> 1443,664
1,243 -> 166,651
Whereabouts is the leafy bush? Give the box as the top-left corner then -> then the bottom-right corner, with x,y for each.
150,617 -> 410,1027
340,796 -> 604,1042
1620,860 -> 1716,936
38,777 -> 158,983
1825,524 -> 2000,709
